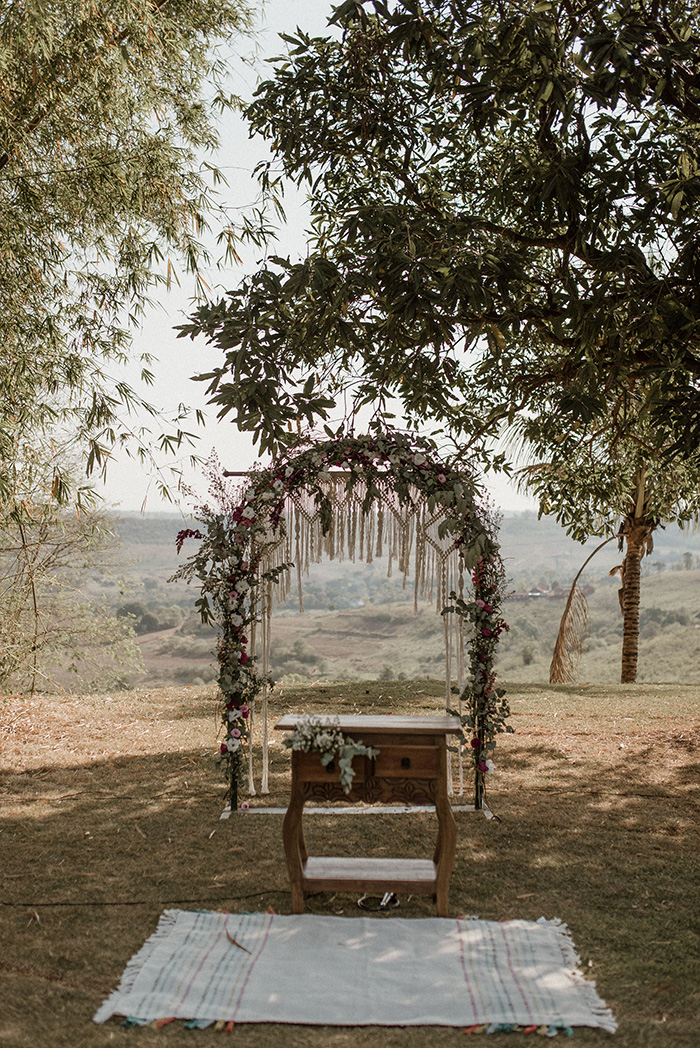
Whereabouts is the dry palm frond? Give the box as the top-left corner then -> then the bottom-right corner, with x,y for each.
550,581 -> 589,684
549,536 -> 617,684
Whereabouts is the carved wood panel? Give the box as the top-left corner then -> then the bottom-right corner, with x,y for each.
302,776 -> 437,805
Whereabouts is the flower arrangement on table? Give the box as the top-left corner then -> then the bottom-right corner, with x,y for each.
282,716 -> 379,794
173,427 -> 510,810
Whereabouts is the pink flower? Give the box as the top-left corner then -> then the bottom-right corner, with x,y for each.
437,473 -> 447,483
240,705 -> 249,719
240,801 -> 250,810
476,599 -> 493,614
231,728 -> 241,738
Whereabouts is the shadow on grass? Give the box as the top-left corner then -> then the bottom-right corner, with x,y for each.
1,692 -> 699,1048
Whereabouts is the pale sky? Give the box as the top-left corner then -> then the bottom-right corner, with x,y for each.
102,0 -> 536,516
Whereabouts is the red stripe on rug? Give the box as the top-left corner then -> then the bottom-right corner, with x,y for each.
499,923 -> 536,1024
231,913 -> 275,1020
455,919 -> 479,1020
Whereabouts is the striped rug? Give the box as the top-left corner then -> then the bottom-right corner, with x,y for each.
94,910 -> 617,1032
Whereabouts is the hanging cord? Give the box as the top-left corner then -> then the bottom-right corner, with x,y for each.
442,561 -> 454,797
295,509 -> 304,614
260,578 -> 271,794
247,592 -> 257,797
457,564 -> 465,796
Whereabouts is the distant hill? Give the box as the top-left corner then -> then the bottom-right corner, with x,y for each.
100,510 -> 700,688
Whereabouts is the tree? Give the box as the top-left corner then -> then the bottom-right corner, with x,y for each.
510,379 -> 700,683
0,438 -> 144,693
181,0 -> 700,466
0,0 -> 254,504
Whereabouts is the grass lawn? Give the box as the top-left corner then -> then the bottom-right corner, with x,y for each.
1,679 -> 699,1047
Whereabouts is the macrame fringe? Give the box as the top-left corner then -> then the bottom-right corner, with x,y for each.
249,476 -> 469,796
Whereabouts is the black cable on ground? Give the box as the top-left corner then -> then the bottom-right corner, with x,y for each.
1,889 -> 296,907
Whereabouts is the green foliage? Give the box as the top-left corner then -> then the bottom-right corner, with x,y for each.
116,600 -> 185,634
511,381 -> 700,543
0,489 -> 144,694
0,0 -> 253,503
183,0 -> 700,463
270,639 -> 328,680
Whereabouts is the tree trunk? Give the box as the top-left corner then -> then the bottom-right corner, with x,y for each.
617,470 -> 656,685
620,529 -> 645,683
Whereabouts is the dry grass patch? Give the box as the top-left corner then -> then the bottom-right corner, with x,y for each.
1,681 -> 699,1047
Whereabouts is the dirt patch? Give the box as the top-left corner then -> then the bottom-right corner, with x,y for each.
2,681 -> 699,1047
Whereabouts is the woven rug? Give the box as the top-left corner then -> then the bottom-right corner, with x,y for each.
94,910 -> 617,1032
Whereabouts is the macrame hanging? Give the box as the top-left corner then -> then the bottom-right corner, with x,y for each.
248,473 -> 467,795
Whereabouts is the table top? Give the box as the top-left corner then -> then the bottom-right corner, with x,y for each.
274,714 -> 462,735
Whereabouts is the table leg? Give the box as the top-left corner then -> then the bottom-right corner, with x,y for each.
282,786 -> 306,913
434,757 -> 457,918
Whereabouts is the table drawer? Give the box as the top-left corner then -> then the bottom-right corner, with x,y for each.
295,750 -> 367,784
372,745 -> 439,779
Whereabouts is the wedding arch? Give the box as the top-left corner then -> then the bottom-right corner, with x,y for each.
174,429 -> 510,810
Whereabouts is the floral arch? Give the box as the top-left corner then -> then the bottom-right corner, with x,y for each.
175,430 -> 510,811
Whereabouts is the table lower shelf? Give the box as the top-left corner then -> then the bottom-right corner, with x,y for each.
301,856 -> 438,894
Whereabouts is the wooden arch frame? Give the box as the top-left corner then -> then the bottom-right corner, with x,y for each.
175,429 -> 509,810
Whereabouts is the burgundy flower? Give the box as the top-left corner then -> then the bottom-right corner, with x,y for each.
481,628 -> 493,637
220,743 -> 228,755
240,652 -> 249,665
477,760 -> 489,773
470,738 -> 481,749
175,528 -> 203,553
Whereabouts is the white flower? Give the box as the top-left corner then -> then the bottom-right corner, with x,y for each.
226,737 -> 241,753
273,479 -> 284,491
231,614 -> 243,626
228,710 -> 243,722
413,453 -> 426,465
242,506 -> 255,519
485,759 -> 495,773
237,579 -> 250,592
245,488 -> 256,500
285,465 -> 294,477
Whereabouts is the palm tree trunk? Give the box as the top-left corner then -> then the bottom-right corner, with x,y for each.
620,529 -> 645,683
618,467 -> 656,683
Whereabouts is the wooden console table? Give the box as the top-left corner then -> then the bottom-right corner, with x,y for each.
275,714 -> 462,917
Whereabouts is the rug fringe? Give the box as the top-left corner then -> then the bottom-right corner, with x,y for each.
93,910 -> 180,1024
539,917 -> 618,1034
463,1023 -> 574,1036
